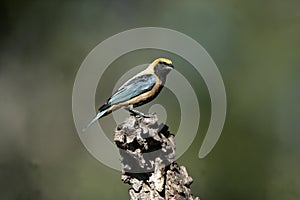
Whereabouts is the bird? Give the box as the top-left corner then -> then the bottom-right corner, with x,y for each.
83,58 -> 174,132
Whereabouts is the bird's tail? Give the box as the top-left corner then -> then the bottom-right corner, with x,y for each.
82,108 -> 109,132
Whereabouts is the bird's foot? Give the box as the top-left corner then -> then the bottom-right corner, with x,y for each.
128,109 -> 151,118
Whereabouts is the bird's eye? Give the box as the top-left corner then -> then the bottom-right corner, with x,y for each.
159,61 -> 167,65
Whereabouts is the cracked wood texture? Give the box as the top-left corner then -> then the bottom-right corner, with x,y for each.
114,114 -> 200,200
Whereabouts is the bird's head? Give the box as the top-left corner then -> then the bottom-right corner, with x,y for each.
150,58 -> 174,78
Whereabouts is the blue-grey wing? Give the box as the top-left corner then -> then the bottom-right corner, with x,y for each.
108,74 -> 156,105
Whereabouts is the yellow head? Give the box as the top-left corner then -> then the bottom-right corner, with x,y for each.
149,58 -> 174,80
151,58 -> 173,66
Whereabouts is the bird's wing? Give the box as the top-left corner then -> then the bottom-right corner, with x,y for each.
108,74 -> 157,105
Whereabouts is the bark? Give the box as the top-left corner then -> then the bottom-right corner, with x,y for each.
114,114 -> 200,200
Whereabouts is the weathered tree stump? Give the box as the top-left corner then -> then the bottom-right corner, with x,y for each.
114,114 -> 200,200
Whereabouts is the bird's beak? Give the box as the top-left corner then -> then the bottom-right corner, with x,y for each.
166,64 -> 174,70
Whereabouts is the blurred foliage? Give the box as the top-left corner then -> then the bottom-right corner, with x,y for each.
1,0 -> 300,200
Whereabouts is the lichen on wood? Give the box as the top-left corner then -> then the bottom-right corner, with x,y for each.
114,114 -> 200,200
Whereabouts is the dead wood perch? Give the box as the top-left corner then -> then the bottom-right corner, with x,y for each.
114,114 -> 200,200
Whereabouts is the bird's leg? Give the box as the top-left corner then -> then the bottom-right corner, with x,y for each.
129,109 -> 151,118
125,106 -> 150,118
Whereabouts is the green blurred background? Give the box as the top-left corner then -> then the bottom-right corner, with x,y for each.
1,0 -> 300,199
